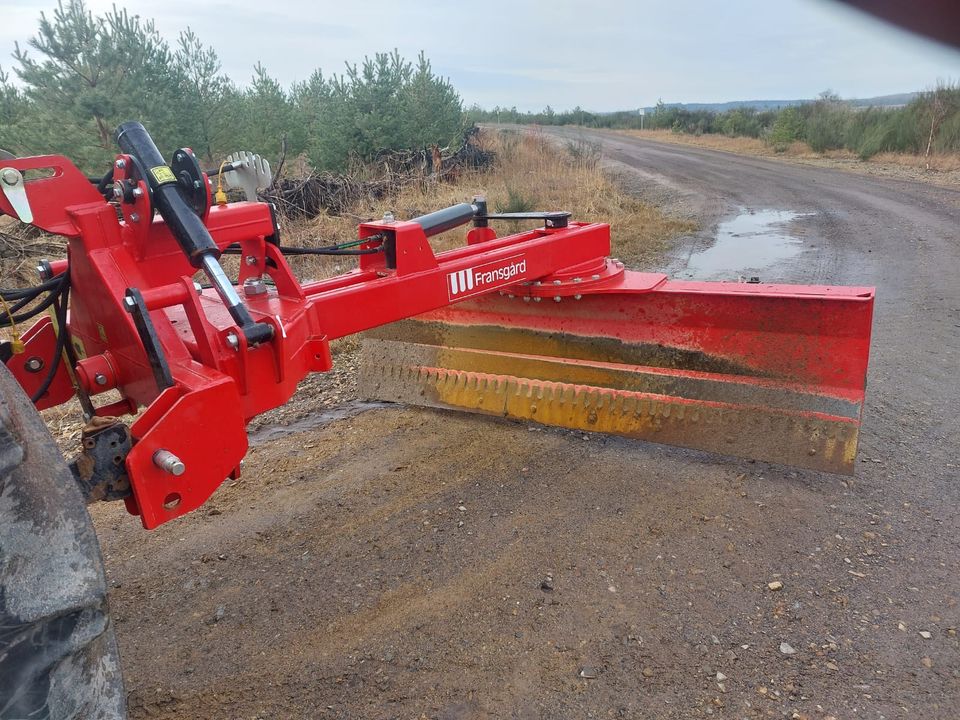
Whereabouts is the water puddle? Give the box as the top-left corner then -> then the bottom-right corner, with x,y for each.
249,400 -> 390,446
681,208 -> 811,280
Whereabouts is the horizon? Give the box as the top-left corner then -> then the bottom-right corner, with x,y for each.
476,90 -> 923,115
2,0 -> 959,112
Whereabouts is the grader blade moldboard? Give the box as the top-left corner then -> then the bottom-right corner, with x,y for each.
359,272 -> 874,474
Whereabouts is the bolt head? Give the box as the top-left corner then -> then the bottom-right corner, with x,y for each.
123,296 -> 136,311
129,212 -> 140,222
115,159 -> 126,170
132,187 -> 143,198
553,296 -> 562,302
94,373 -> 108,386
225,333 -> 239,349
1,168 -> 19,186
244,255 -> 257,266
24,357 -> 43,373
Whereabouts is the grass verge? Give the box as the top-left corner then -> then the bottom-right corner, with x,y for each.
616,129 -> 960,187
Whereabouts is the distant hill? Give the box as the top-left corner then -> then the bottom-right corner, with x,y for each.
629,92 -> 918,114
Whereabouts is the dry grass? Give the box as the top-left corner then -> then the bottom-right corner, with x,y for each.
275,128 -> 695,281
622,129 -> 806,157
868,150 -> 960,172
1,217 -> 67,287
618,129 -> 960,186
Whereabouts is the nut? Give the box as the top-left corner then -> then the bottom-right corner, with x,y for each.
242,278 -> 268,296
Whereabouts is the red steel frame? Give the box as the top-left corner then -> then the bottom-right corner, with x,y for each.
1,153 -> 875,529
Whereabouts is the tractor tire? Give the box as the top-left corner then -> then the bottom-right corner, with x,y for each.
0,362 -> 126,719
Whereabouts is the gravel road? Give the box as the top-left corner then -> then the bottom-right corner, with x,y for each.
95,131 -> 960,719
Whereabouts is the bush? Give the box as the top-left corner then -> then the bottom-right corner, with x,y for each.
496,187 -> 538,213
767,107 -> 803,151
305,51 -> 464,173
565,138 -> 601,167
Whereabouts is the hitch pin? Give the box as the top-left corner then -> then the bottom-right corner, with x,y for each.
153,449 -> 185,476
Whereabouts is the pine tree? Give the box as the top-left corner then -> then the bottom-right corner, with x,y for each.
12,0 -> 181,171
0,67 -> 27,156
172,29 -> 231,163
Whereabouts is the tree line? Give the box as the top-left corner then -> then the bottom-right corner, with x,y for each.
468,87 -> 960,159
0,1 -> 466,174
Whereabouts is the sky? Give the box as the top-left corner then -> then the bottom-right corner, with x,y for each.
2,0 -> 959,112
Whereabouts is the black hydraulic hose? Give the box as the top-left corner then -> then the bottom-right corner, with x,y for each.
278,246 -> 383,256
9,290 -> 49,315
87,168 -> 114,195
2,283 -> 63,327
29,275 -> 69,404
1,276 -> 62,301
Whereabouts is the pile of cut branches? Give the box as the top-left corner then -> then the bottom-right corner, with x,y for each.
262,173 -> 393,219
262,126 -> 495,220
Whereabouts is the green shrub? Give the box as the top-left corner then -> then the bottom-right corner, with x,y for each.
768,107 -> 803,151
496,187 -> 538,213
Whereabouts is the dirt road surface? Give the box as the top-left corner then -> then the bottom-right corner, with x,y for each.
92,130 -> 960,719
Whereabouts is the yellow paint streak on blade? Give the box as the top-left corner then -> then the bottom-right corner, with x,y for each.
360,337 -> 860,475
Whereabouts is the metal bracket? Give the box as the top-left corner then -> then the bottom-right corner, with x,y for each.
480,211 -> 571,228
1,166 -> 33,223
123,288 -> 175,391
69,419 -> 132,503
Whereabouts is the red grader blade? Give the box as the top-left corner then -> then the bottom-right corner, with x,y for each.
360,269 -> 874,474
